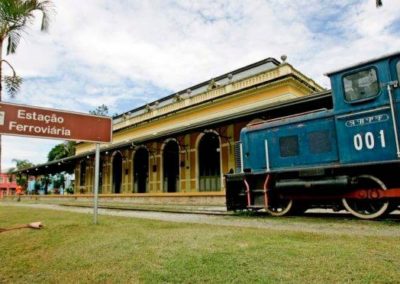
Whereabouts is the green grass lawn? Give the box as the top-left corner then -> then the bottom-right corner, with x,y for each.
1,206 -> 399,283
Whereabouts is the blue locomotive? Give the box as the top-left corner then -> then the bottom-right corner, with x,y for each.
225,52 -> 400,219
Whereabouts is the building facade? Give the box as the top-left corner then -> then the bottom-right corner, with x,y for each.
0,173 -> 17,198
72,58 -> 325,197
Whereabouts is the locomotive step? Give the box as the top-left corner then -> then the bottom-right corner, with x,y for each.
250,189 -> 265,193
247,205 -> 265,209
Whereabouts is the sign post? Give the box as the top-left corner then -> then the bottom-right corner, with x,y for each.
0,102 -> 112,224
94,144 -> 100,224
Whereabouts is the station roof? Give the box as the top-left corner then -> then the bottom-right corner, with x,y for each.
16,90 -> 332,176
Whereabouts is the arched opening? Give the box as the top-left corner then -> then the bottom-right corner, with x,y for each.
79,160 -> 87,194
134,147 -> 149,193
198,132 -> 221,191
112,152 -> 123,193
163,140 -> 179,192
99,158 -> 104,194
79,160 -> 86,187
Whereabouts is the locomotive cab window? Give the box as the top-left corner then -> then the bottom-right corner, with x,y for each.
343,68 -> 379,102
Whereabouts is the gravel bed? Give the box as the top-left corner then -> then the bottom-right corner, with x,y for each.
2,202 -> 400,237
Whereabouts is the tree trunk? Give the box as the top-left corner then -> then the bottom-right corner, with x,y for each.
0,38 -> 3,100
0,39 -> 3,173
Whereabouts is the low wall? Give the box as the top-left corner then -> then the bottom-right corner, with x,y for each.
2,192 -> 226,206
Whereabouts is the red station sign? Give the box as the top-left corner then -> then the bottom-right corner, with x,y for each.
0,102 -> 112,143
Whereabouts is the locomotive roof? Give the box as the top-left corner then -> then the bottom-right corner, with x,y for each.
246,107 -> 334,132
325,51 -> 400,76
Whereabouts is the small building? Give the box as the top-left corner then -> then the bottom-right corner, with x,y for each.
17,57 -> 330,205
0,173 -> 18,197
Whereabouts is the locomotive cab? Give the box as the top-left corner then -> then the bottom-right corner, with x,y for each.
225,52 -> 400,219
330,53 -> 400,165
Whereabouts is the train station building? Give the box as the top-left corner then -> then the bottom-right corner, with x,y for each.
17,57 -> 328,204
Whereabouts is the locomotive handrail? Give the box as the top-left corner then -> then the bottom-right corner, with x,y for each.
243,178 -> 251,207
387,83 -> 400,158
239,143 -> 244,173
263,174 -> 271,208
265,139 -> 270,172
335,105 -> 390,119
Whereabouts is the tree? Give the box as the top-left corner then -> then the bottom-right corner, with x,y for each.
7,158 -> 34,186
47,141 -> 75,162
0,0 -> 54,172
9,158 -> 34,170
89,104 -> 109,116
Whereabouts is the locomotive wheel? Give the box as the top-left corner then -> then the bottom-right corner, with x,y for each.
342,175 -> 390,220
266,192 -> 293,216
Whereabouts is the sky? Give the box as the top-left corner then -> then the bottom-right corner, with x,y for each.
1,0 -> 400,171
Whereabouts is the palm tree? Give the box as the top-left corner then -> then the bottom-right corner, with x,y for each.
0,0 -> 53,172
7,158 -> 34,186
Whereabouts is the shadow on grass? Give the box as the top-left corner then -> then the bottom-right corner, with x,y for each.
232,209 -> 400,224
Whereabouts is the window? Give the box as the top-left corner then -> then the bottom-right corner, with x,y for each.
397,61 -> 400,82
308,131 -> 331,154
343,68 -> 379,102
279,135 -> 299,157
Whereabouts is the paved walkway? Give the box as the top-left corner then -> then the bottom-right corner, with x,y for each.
1,202 -> 400,237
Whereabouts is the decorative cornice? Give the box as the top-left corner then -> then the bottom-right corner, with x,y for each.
113,64 -> 323,132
